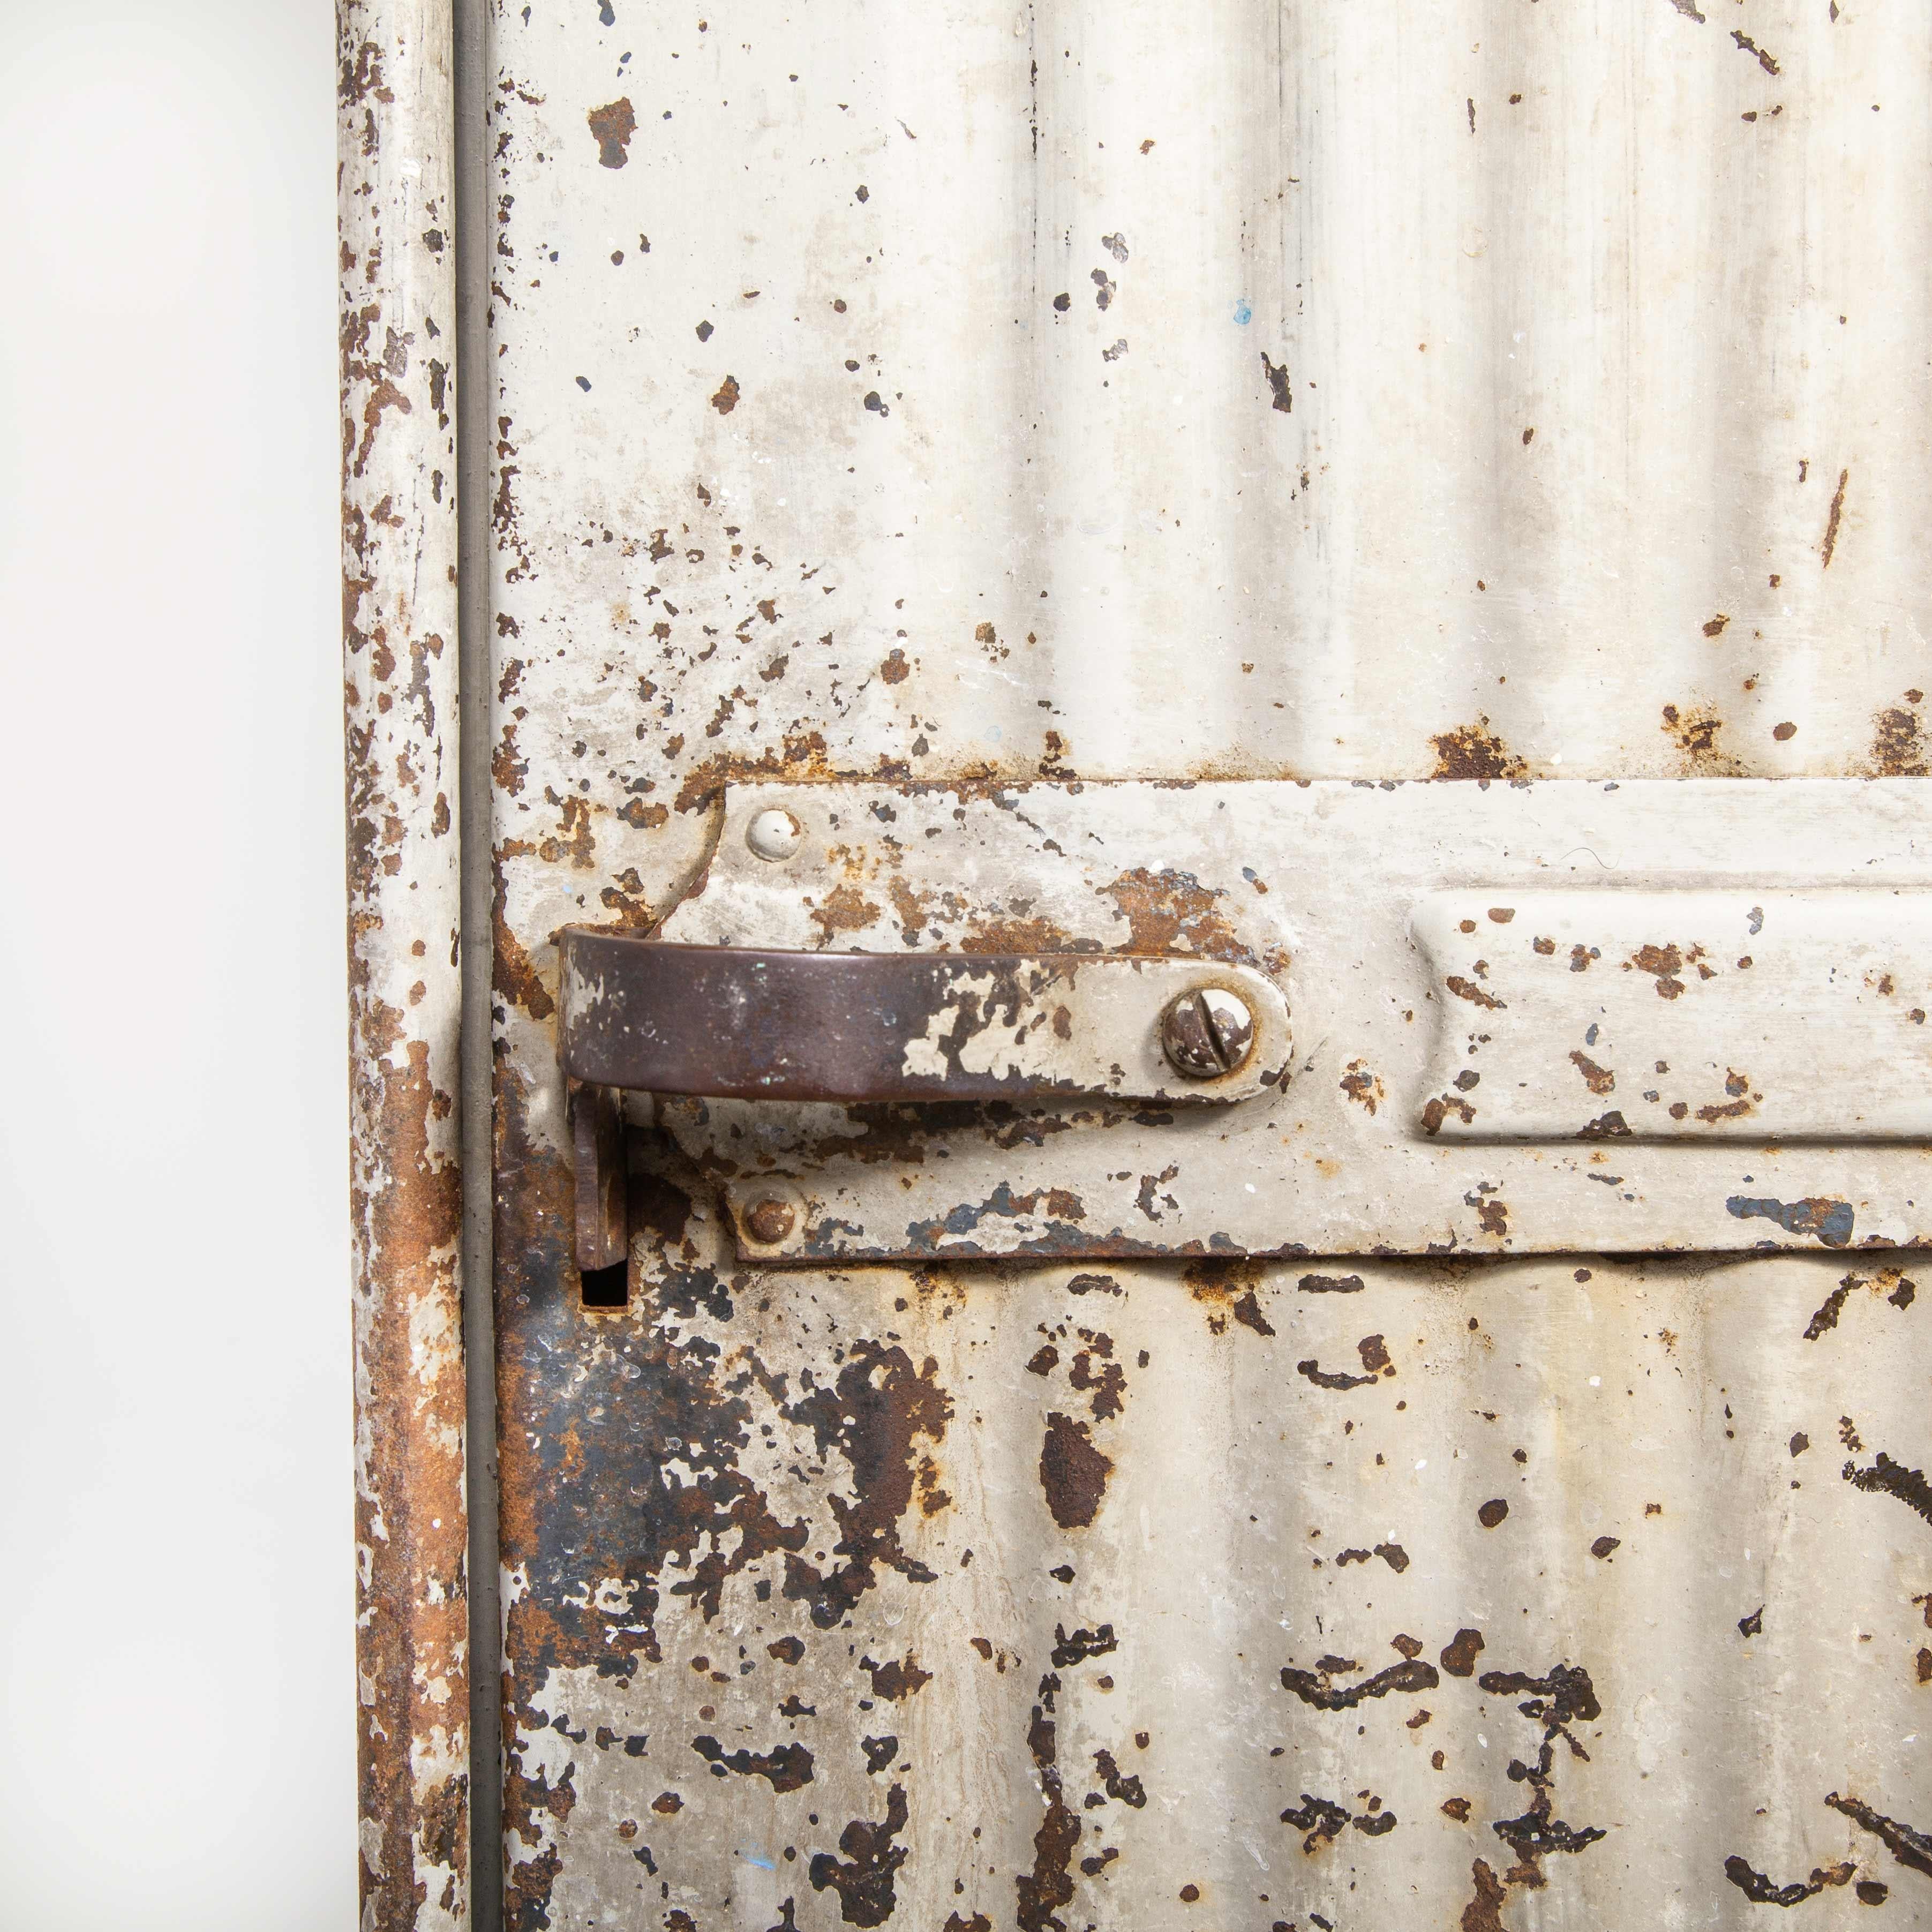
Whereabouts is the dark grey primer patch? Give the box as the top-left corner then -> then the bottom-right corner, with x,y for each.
1727,1195 -> 1855,1247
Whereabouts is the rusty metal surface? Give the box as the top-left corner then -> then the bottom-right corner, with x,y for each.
1410,889 -> 1932,1143
468,0 -> 1932,1925
480,0 -> 1929,877
494,1215 -> 1931,1928
341,0 -> 469,1922
571,1078 -> 629,1273
636,779 -> 1932,1264
559,934 -> 1286,1104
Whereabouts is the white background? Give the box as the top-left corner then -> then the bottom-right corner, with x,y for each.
0,4 -> 355,1925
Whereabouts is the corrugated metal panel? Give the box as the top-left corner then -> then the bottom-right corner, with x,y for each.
483,0 -> 1927,851
496,1239 -> 1931,1927
424,0 -> 1932,1925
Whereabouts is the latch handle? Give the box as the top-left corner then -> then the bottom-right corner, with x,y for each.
559,929 -> 1289,1104
558,931 -> 1289,1272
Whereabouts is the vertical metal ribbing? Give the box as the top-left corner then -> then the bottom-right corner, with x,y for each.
339,2 -> 468,1925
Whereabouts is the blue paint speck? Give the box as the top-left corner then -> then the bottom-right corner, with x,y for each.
742,1855 -> 776,1871
1232,300 -> 1252,326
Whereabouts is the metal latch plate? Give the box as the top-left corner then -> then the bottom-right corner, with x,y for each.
651,778 -> 1932,1261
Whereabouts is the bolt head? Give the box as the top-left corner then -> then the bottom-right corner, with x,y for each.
746,808 -> 803,862
743,1197 -> 796,1245
1160,986 -> 1257,1080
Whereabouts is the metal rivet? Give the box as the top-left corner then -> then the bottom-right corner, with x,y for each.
744,1197 -> 796,1244
1160,986 -> 1257,1079
746,808 -> 803,861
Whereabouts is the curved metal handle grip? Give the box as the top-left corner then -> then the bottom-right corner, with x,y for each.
559,929 -> 1290,1105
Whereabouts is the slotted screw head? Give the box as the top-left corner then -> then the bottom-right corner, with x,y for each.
1160,986 -> 1257,1079
744,1197 -> 796,1245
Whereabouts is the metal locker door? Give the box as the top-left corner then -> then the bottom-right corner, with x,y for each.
340,0 -> 1932,1926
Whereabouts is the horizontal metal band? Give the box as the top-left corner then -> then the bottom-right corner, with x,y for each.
1412,891 -> 1932,1141
559,933 -> 1289,1103
645,778 -> 1932,1262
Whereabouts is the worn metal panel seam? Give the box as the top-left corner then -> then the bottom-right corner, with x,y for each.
454,0 -> 503,1925
340,0 -> 469,1925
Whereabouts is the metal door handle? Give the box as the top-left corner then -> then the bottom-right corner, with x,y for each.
560,929 -> 1288,1102
558,928 -> 1289,1266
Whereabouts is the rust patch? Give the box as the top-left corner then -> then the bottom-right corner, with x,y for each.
691,1737 -> 815,1792
1821,467 -> 1850,568
808,881 -> 884,944
1841,1450 -> 1932,1530
1039,1412 -> 1112,1529
672,728 -> 835,816
860,1655 -> 933,1702
1299,1271 -> 1364,1294
1431,718 -> 1526,781
1101,866 -> 1246,960
1477,1662 -> 1607,1892
1568,1050 -> 1614,1095
492,858 -> 557,1020
1340,1058 -> 1384,1115
1628,943 -> 1687,999
958,912 -> 1085,955
1068,1335 -> 1126,1419
809,1784 -> 911,1926
1423,1094 -> 1476,1135
1460,1860 -> 1508,1930
1696,1068 -> 1756,1123
1280,1656 -> 1438,1710
1051,1623 -> 1117,1667
784,1343 -> 953,1627
1722,1855 -> 1853,1904
340,17 -> 468,1920
1447,975 -> 1506,1011
1660,703 -> 1740,772
587,96 -> 637,167
1727,1194 -> 1855,1247
711,373 -> 741,415
1871,699 -> 1927,777
1094,1746 -> 1145,1807
1017,1674 -> 1079,1932
1231,1289 -> 1276,1336
1824,1792 -> 1932,1880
